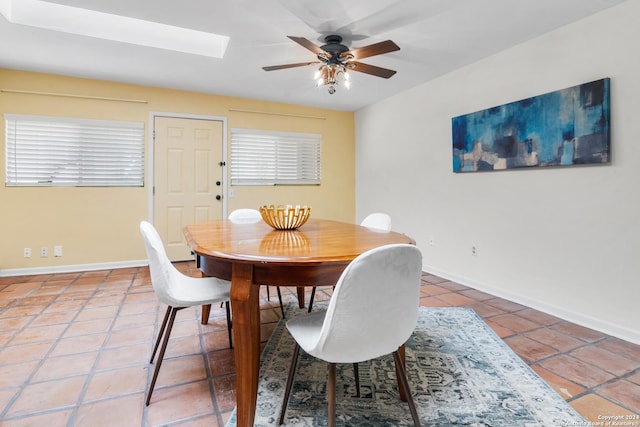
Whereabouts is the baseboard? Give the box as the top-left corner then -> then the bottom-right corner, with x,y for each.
0,259 -> 149,278
423,264 -> 640,346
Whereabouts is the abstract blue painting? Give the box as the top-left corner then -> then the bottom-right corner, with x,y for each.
452,78 -> 610,173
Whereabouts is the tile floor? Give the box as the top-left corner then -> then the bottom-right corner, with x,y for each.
0,263 -> 638,426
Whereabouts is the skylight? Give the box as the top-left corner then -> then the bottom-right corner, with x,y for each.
0,0 -> 229,58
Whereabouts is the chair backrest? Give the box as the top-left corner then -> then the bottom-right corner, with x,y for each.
228,208 -> 262,224
360,213 -> 391,231
311,243 -> 422,363
139,221 -> 184,306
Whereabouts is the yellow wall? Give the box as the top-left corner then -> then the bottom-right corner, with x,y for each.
0,68 -> 355,271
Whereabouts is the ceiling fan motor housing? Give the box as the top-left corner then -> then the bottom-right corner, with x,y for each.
319,35 -> 352,63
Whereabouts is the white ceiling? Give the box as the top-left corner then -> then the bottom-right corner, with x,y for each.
0,0 -> 628,111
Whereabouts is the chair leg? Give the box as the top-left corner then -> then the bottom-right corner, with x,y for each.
308,286 -> 316,313
150,306 -> 171,363
396,344 -> 407,402
146,306 -> 182,406
393,351 -> 421,427
328,363 -> 336,427
353,363 -> 360,397
278,343 -> 300,425
225,301 -> 233,349
266,285 -> 271,301
201,304 -> 211,324
276,286 -> 286,319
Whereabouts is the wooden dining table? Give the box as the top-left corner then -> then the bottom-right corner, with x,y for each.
183,217 -> 416,427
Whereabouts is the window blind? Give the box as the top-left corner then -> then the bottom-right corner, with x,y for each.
5,114 -> 144,187
230,128 -> 321,185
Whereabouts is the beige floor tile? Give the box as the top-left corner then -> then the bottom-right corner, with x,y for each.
30,352 -> 98,382
0,360 -> 40,388
106,324 -> 154,348
83,366 -> 148,402
7,324 -> 67,345
6,376 -> 86,417
0,408 -> 73,426
74,393 -> 145,427
539,354 -> 615,389
597,380 -> 640,413
570,393 -> 637,424
154,354 -> 207,388
145,381 -> 214,425
530,365 -> 586,399
96,343 -> 150,370
63,318 -> 113,338
50,334 -> 107,357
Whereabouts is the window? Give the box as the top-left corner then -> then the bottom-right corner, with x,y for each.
5,114 -> 144,187
230,128 -> 321,185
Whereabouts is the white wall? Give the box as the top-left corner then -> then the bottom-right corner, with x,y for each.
355,0 -> 640,344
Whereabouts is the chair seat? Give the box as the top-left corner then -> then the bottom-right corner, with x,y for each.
168,274 -> 231,307
287,311 -> 325,356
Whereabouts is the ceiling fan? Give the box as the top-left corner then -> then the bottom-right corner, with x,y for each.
263,35 -> 400,94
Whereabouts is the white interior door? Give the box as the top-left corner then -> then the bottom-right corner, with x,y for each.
154,116 -> 224,261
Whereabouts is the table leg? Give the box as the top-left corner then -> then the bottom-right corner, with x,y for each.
296,287 -> 306,308
231,263 -> 260,427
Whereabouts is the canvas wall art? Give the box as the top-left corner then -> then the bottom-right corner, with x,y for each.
451,78 -> 610,173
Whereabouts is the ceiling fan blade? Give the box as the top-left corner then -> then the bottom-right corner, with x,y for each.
287,36 -> 329,57
342,40 -> 400,60
349,61 -> 397,79
262,61 -> 320,71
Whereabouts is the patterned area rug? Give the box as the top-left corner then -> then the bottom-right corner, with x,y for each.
226,307 -> 586,426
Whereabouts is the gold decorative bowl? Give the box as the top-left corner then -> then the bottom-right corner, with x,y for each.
259,205 -> 311,230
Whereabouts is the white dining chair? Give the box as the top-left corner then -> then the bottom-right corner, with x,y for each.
360,212 -> 392,231
227,208 -> 262,224
140,221 -> 232,406
278,243 -> 423,427
307,212 -> 392,312
228,208 -> 288,317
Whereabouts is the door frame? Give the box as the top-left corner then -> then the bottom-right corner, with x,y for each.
147,112 -> 228,224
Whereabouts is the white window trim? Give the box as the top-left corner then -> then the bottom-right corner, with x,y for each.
5,114 -> 145,187
230,128 -> 321,186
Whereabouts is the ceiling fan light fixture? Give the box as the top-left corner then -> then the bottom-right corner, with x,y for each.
315,63 -> 350,94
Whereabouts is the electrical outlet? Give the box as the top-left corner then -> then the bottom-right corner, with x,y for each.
471,245 -> 478,256
23,247 -> 32,258
54,245 -> 63,257
40,246 -> 48,258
